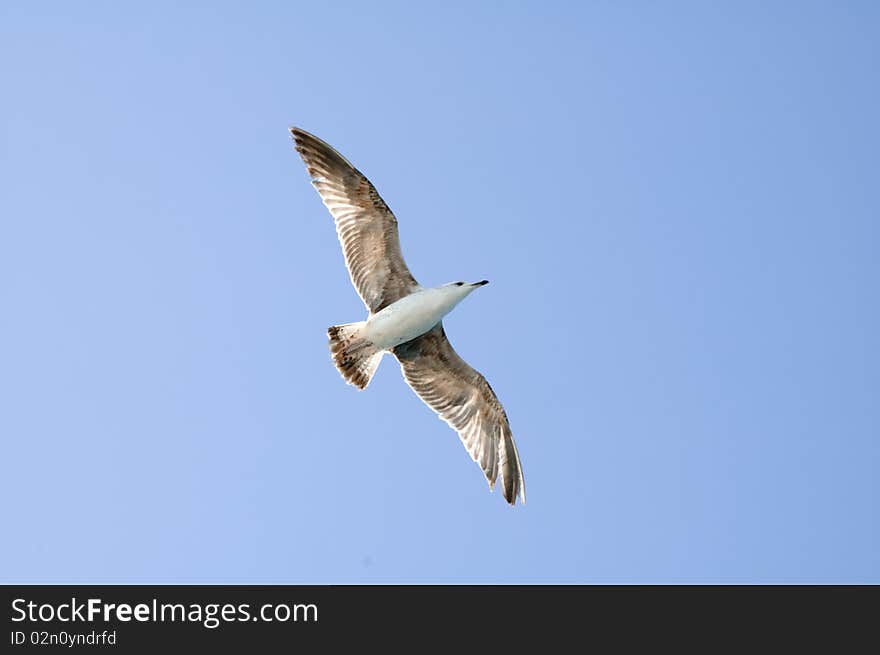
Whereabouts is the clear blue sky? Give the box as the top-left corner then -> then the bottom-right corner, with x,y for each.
2,2 -> 877,583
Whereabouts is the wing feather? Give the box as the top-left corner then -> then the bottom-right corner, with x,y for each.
393,324 -> 526,505
290,128 -> 419,312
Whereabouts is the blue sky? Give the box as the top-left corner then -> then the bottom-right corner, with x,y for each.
1,2 -> 877,583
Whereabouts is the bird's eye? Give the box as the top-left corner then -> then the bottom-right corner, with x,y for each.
455,282 -> 463,286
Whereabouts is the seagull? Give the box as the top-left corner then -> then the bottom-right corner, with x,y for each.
290,127 -> 525,505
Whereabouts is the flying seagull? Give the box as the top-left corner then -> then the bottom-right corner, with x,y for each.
290,127 -> 525,505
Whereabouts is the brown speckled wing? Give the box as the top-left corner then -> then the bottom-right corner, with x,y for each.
290,127 -> 420,313
393,324 -> 526,505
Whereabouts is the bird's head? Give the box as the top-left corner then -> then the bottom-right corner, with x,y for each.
442,279 -> 489,296
437,280 -> 489,307
444,280 -> 489,289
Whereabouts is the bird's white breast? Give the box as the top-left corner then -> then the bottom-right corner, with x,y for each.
364,287 -> 465,350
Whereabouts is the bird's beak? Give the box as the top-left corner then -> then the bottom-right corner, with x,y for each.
471,280 -> 489,287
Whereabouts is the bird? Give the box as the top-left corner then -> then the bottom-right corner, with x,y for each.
290,127 -> 525,505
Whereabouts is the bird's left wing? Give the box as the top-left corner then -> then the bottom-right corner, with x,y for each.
290,127 -> 420,313
393,323 -> 526,505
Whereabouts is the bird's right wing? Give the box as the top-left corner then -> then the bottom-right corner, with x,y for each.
291,128 -> 420,313
393,323 -> 526,505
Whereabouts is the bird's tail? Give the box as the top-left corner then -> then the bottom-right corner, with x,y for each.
327,321 -> 383,390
